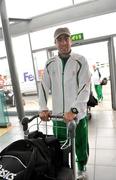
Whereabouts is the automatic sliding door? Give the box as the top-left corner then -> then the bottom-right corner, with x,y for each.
72,42 -> 111,111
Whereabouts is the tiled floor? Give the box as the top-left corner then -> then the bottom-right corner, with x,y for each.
0,81 -> 116,180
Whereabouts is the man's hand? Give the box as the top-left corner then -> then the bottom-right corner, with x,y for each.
39,110 -> 51,121
64,112 -> 77,122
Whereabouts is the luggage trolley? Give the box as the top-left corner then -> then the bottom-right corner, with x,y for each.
22,114 -> 77,180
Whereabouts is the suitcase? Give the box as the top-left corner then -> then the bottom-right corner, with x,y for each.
22,114 -> 77,180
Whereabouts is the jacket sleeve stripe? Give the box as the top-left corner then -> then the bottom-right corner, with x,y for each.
41,83 -> 47,104
77,84 -> 86,96
76,60 -> 82,87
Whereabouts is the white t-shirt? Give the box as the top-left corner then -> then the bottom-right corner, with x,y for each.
92,69 -> 101,85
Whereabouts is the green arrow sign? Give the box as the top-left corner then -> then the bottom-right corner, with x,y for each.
71,33 -> 84,41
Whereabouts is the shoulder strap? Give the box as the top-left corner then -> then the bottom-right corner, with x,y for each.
97,68 -> 101,78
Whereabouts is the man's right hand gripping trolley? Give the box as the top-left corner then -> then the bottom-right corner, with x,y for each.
22,113 -> 78,180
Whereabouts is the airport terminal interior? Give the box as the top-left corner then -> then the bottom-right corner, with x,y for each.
0,0 -> 116,180
0,80 -> 116,180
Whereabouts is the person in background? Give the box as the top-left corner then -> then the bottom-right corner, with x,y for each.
39,27 -> 91,179
0,74 -> 4,90
92,64 -> 103,102
3,75 -> 9,91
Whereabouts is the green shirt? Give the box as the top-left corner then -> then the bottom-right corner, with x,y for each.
60,56 -> 70,72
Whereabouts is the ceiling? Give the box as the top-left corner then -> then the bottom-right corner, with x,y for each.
4,0 -> 94,19
0,0 -> 116,40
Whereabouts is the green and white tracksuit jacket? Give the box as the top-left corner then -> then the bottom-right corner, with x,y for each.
39,52 -> 91,170
39,52 -> 91,122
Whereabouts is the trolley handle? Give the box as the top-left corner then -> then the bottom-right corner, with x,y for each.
21,114 -> 64,131
22,114 -> 76,137
50,114 -> 64,119
22,115 -> 38,131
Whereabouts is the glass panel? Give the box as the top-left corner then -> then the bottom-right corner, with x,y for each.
30,27 -> 55,50
72,42 -> 109,76
33,50 -> 48,82
12,34 -> 37,95
0,41 -> 6,57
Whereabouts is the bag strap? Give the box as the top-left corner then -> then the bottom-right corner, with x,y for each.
15,145 -> 37,180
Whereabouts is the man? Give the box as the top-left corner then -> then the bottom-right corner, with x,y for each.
92,64 -> 103,102
39,27 -> 91,179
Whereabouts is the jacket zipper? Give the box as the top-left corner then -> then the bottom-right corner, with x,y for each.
62,71 -> 65,114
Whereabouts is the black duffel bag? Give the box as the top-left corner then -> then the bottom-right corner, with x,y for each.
101,77 -> 108,85
0,133 -> 63,180
87,92 -> 98,107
